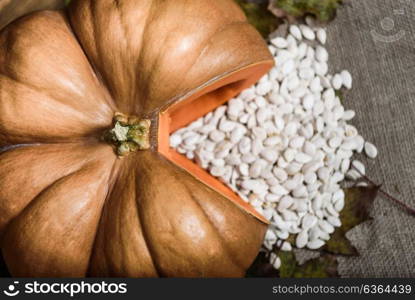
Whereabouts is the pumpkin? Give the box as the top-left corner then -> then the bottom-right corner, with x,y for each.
0,0 -> 274,277
0,0 -> 65,29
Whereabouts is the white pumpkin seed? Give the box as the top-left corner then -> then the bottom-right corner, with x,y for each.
300,24 -> 315,40
296,230 -> 309,248
302,214 -> 318,229
352,160 -> 366,175
307,239 -> 325,250
364,141 -> 378,159
316,28 -> 327,44
315,45 -> 328,62
340,70 -> 352,89
289,25 -> 303,40
332,74 -> 343,90
271,37 -> 288,48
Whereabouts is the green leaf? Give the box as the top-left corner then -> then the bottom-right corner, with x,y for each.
270,0 -> 342,22
323,186 -> 379,255
293,254 -> 338,277
247,186 -> 379,277
235,0 -> 282,38
279,251 -> 339,278
335,90 -> 344,103
278,251 -> 297,277
247,249 -> 339,278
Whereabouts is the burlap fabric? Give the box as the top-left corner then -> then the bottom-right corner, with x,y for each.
323,0 -> 415,277
0,0 -> 414,278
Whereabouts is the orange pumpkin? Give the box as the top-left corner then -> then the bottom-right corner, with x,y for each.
0,0 -> 65,29
0,0 -> 273,277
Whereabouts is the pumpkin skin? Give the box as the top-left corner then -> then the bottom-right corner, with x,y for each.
0,0 -> 65,29
0,0 -> 274,277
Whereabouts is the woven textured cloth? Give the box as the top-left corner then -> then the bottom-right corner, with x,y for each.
325,0 -> 415,277
0,0 -> 414,278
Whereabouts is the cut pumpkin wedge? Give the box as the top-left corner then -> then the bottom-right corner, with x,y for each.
158,61 -> 274,225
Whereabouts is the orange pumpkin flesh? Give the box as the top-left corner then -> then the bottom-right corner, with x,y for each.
0,0 -> 274,277
159,63 -> 273,224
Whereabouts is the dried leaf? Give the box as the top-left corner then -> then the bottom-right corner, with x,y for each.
323,186 -> 379,255
235,0 -> 282,38
269,0 -> 342,22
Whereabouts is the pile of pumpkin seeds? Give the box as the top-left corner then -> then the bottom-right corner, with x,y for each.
170,22 -> 378,269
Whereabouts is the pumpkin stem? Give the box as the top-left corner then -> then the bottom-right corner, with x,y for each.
104,112 -> 151,157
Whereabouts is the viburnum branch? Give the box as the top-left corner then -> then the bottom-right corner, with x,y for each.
351,165 -> 415,216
